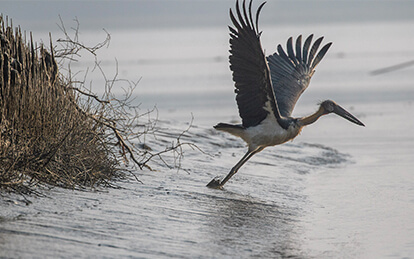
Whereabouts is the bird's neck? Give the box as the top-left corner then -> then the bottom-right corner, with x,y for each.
298,106 -> 325,126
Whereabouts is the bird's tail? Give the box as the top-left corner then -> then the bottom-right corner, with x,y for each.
214,123 -> 245,137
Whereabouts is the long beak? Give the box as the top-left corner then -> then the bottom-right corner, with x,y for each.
333,104 -> 365,126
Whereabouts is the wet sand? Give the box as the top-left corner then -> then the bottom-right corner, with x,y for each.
1,18 -> 414,258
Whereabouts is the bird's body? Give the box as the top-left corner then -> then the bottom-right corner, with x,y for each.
207,0 -> 364,188
215,115 -> 300,151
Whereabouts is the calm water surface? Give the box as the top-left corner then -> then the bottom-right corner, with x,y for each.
1,21 -> 414,258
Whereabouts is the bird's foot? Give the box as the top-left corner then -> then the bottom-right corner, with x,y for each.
206,177 -> 223,189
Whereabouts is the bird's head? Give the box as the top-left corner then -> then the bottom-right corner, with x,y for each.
320,100 -> 365,126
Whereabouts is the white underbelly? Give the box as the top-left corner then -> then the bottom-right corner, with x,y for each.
242,116 -> 300,150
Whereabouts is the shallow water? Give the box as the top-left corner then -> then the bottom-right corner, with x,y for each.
1,16 -> 414,259
0,123 -> 359,258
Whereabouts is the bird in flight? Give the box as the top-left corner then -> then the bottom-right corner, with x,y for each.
207,0 -> 365,188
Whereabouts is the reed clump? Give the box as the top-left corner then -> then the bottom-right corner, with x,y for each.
1,16 -> 196,195
0,17 -> 129,193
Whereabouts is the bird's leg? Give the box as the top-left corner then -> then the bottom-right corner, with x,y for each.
207,148 -> 261,188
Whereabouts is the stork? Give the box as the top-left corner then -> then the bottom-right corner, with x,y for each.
207,0 -> 365,188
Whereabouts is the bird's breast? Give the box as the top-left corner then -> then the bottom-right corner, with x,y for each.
244,115 -> 301,150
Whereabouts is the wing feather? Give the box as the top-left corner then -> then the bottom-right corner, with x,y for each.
228,0 -> 282,128
286,37 -> 298,65
311,42 -> 333,70
277,44 -> 292,65
267,35 -> 332,117
308,37 -> 324,66
302,34 -> 313,64
295,35 -> 302,62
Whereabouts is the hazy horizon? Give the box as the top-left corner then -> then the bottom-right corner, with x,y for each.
2,0 -> 414,33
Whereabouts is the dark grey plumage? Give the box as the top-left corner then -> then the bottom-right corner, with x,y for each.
267,35 -> 332,117
228,0 -> 283,128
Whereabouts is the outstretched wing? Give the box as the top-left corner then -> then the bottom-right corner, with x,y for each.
267,35 -> 332,117
229,0 -> 282,128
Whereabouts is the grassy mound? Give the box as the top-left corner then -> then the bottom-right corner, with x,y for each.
0,18 -> 122,193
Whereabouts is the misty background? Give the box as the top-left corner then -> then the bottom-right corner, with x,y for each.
2,0 -> 414,32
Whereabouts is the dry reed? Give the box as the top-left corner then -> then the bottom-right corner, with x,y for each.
0,16 -> 123,194
0,17 -> 193,195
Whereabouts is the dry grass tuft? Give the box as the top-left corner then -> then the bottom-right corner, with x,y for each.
0,17 -> 121,193
0,17 -> 196,195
